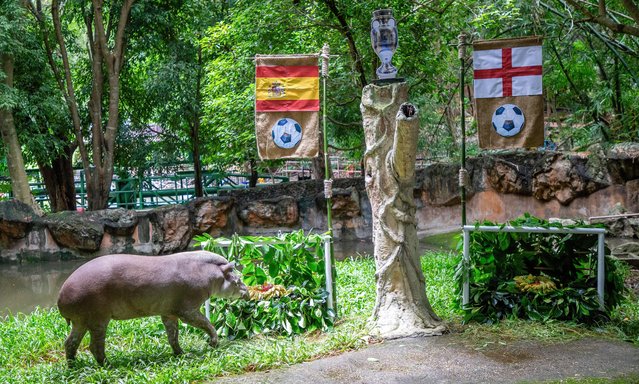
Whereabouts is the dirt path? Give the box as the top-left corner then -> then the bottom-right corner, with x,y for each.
213,335 -> 639,383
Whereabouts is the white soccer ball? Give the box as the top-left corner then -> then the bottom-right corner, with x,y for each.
271,117 -> 303,149
491,104 -> 525,137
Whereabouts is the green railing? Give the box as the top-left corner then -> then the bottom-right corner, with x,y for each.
26,170 -> 288,210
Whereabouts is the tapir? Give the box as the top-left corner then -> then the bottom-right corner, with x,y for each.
57,250 -> 248,365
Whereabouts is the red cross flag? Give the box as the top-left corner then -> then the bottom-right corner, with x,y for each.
473,36 -> 544,149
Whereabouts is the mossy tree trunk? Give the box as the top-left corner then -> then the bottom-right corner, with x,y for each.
0,53 -> 42,214
360,82 -> 445,338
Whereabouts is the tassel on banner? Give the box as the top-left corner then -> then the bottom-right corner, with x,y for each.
321,43 -> 330,78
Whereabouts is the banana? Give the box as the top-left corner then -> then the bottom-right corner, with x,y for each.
248,284 -> 291,301
514,274 -> 557,294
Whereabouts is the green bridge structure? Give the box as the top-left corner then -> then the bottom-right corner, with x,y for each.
25,170 -> 289,210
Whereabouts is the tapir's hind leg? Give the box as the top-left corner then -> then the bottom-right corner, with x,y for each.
179,310 -> 218,348
65,322 -> 88,364
161,315 -> 183,355
88,322 -> 109,366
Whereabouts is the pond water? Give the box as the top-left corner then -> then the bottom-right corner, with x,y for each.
0,259 -> 85,317
0,232 -> 460,317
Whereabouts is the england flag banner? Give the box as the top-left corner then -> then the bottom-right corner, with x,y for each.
255,54 -> 320,160
473,36 -> 544,149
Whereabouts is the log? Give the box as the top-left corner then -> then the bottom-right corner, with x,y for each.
361,82 -> 445,338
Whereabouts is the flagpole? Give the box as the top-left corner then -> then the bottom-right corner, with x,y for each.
458,33 -> 468,226
321,43 -> 337,313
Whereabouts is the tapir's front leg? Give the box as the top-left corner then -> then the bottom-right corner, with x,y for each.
179,310 -> 218,348
161,315 -> 183,355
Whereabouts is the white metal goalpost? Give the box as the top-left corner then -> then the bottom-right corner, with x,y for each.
461,225 -> 606,309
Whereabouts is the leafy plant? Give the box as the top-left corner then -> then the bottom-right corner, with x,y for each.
455,214 -> 626,323
209,286 -> 334,339
194,230 -> 335,338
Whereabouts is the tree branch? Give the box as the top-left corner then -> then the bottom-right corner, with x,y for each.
565,0 -> 639,36
398,0 -> 454,23
113,0 -> 133,73
327,115 -> 362,128
51,0 -> 90,173
621,0 -> 639,25
28,0 -> 66,96
328,143 -> 365,152
320,0 -> 368,88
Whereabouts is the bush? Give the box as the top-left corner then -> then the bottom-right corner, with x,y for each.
455,214 -> 626,323
195,230 -> 335,338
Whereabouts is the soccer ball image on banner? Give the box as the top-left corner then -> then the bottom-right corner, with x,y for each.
491,104 -> 525,137
271,118 -> 303,149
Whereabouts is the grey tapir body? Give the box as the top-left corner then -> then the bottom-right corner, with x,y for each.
57,250 -> 248,365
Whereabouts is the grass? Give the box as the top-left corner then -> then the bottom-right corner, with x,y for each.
1,251 -> 638,383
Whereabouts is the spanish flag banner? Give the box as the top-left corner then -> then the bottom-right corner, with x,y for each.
255,54 -> 320,160
473,36 -> 544,149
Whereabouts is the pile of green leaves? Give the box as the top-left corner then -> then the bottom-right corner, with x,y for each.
456,214 -> 626,324
195,230 -> 335,339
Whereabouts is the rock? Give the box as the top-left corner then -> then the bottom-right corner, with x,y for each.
485,156 -> 531,195
316,187 -> 361,219
89,208 -> 138,236
591,216 -> 639,238
416,161 -> 479,206
627,180 -> 639,212
45,211 -> 104,252
188,197 -> 234,235
532,154 -> 608,205
549,218 -> 578,226
611,241 -> 639,267
238,196 -> 299,227
607,142 -> 639,183
612,241 -> 639,257
147,205 -> 192,254
0,199 -> 35,240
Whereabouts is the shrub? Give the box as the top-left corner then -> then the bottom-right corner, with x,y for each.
195,230 -> 335,338
455,214 -> 626,323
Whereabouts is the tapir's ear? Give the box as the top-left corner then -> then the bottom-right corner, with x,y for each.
232,261 -> 244,272
220,263 -> 233,275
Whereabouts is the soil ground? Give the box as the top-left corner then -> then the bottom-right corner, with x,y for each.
213,335 -> 639,384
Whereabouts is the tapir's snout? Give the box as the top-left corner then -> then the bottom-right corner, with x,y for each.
240,286 -> 250,300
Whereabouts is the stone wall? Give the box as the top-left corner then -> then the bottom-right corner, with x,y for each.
1,144 -> 637,262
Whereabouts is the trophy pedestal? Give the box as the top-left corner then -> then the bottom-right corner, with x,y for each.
372,77 -> 405,85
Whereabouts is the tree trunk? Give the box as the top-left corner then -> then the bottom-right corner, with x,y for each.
48,0 -> 133,211
361,82 -> 445,339
311,156 -> 327,180
311,129 -> 328,180
192,45 -> 204,198
249,158 -> 258,188
0,54 -> 41,213
37,144 -> 77,212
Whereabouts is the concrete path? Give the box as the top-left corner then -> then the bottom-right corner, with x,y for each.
213,335 -> 639,383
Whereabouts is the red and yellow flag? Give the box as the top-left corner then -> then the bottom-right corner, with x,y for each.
255,55 -> 320,160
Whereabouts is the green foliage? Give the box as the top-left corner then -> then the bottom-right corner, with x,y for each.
209,286 -> 334,339
455,214 -> 626,323
4,0 -> 638,185
0,157 -> 10,200
195,230 -> 334,338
